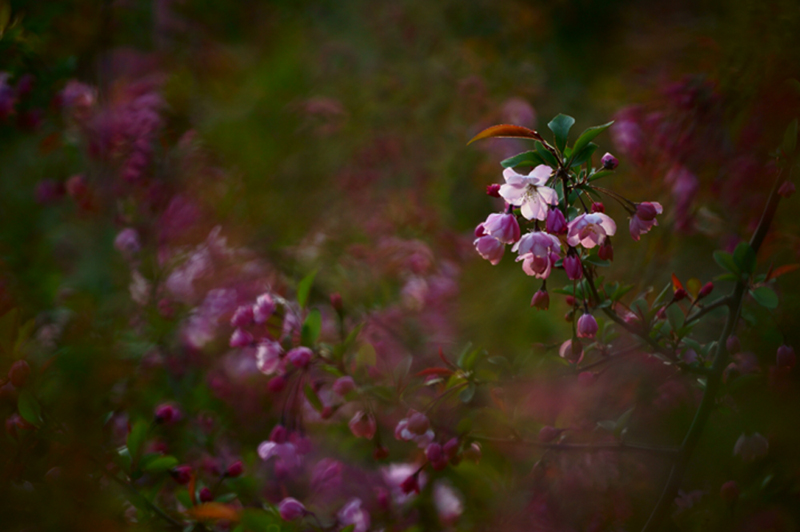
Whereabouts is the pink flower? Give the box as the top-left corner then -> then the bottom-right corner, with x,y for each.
252,293 -> 276,323
545,208 -> 567,234
567,213 -> 617,248
559,339 -> 583,364
482,213 -> 521,244
601,152 -> 618,170
256,341 -> 284,375
258,440 -> 302,468
629,202 -> 663,241
530,289 -> 549,310
426,443 -> 447,470
230,305 -> 254,327
434,481 -> 463,526
512,231 -> 562,279
474,235 -> 504,265
154,403 -> 181,424
349,411 -> 377,440
287,346 -> 313,368
333,376 -> 356,396
114,228 -> 141,258
498,165 -> 558,221
395,412 -> 435,448
229,328 -> 254,348
733,432 -> 768,462
338,498 -> 370,532
576,314 -> 598,338
278,497 -> 306,521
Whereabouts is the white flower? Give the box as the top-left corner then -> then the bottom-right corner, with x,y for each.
498,165 -> 558,221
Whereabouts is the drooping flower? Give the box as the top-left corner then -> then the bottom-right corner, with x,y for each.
337,498 -> 370,532
349,411 -> 377,440
256,340 -> 284,375
333,376 -> 356,396
474,235 -> 504,265
563,254 -> 583,280
278,498 -> 306,521
733,432 -> 768,462
498,165 -> 558,221
530,289 -> 549,310
567,213 -> 617,248
576,314 -> 598,338
482,213 -> 521,244
629,201 -> 663,241
512,231 -> 562,279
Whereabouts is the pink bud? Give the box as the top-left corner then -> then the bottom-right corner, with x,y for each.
720,481 -> 740,503
199,487 -> 213,503
267,375 -> 287,393
230,305 -> 254,328
565,295 -> 576,306
330,292 -> 343,312
400,474 -> 420,494
636,202 -> 659,221
486,183 -> 501,197
563,255 -> 583,281
348,411 -> 377,440
777,344 -> 796,370
225,460 -> 243,478
601,152 -> 618,170
270,424 -> 289,443
154,403 -> 181,424
170,465 -> 192,485
278,497 -> 306,521
8,360 -> 30,388
333,376 -> 356,396
444,438 -> 460,460
545,208 -> 567,234
598,241 -> 613,261
698,282 -> 714,299
229,328 -> 254,348
576,314 -> 598,339
426,443 -> 447,470
726,335 -> 740,354
778,181 -> 795,198
538,425 -> 560,442
530,289 -> 549,310
407,412 -> 430,435
591,202 -> 605,213
373,446 -> 389,460
287,347 -> 313,369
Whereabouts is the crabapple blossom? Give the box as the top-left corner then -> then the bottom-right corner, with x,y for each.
426,443 -> 447,470
230,305 -> 254,327
338,498 -> 370,532
591,202 -> 605,213
531,289 -> 549,310
601,152 -> 619,170
486,183 -> 501,197
598,240 -> 613,261
482,213 -> 521,244
252,293 -> 276,323
512,231 -> 562,279
474,235 -> 504,265
629,202 -> 663,241
395,412 -> 435,448
567,212 -> 617,249
434,482 -> 464,525
278,498 -> 306,521
256,341 -> 284,375
733,432 -> 769,462
225,460 -> 243,477
229,328 -> 254,348
559,339 -> 583,364
563,254 -> 583,280
287,346 -> 313,368
545,208 -> 567,234
498,165 -> 558,221
348,411 -> 377,439
154,403 -> 181,424
576,313 -> 598,338
333,376 -> 356,396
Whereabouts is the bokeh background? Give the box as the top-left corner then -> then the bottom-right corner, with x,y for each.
1,0 -> 800,530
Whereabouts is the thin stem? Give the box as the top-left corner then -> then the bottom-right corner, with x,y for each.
684,295 -> 731,325
101,467 -> 184,529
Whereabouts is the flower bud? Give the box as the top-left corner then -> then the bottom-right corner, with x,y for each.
373,446 -> 389,460
563,255 -> 583,281
601,152 -> 618,170
698,282 -> 714,299
598,241 -> 613,261
559,339 -> 583,364
576,314 -> 598,339
726,335 -> 740,354
8,360 -> 30,388
333,376 -> 356,396
199,487 -> 213,503
530,289 -> 549,310
426,443 -> 447,470
229,328 -> 254,348
170,465 -> 193,485
407,412 -> 431,435
565,295 -> 576,307
591,202 -> 605,213
270,424 -> 289,443
545,208 -> 567,234
154,403 -> 181,424
400,474 -> 420,494
278,497 -> 306,521
636,202 -> 659,221
267,375 -> 287,393
673,288 -> 688,301
777,344 -> 796,370
330,292 -> 343,312
486,184 -> 501,198
720,481 -> 740,503
287,347 -> 313,369
443,438 -> 460,460
538,425 -> 560,443
225,460 -> 244,478
348,411 -> 377,440
778,181 -> 795,198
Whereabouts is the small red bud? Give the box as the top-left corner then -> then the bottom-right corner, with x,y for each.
8,360 -> 30,388
673,288 -> 687,301
698,282 -> 714,299
225,460 -> 244,478
400,474 -> 420,494
720,481 -> 740,503
598,241 -> 613,261
330,292 -> 343,312
486,184 -> 501,198
199,487 -> 213,503
170,465 -> 192,485
565,295 -> 576,306
373,446 -> 389,460
591,202 -> 605,213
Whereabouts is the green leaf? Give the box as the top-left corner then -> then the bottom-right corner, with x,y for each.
534,141 -> 559,167
713,251 -> 741,276
240,509 -> 280,532
783,118 -> 798,154
341,526 -> 356,532
127,420 -> 149,462
733,242 -> 756,274
584,256 -> 611,268
611,284 -> 633,302
142,455 -> 179,474
17,390 -> 42,427
714,272 -> 739,282
303,383 -> 323,412
0,2 -> 10,36
301,309 -> 322,346
588,169 -> 612,182
750,286 -> 778,309
572,121 -> 614,160
459,383 -> 476,403
548,114 -> 575,153
569,142 -> 598,167
666,304 -> 685,331
500,150 -> 545,169
297,269 -> 317,309
355,343 -> 376,367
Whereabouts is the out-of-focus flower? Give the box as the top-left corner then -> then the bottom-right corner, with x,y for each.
778,181 -> 795,198
258,440 -> 302,468
395,411 -> 435,448
114,228 -> 141,259
349,411 -> 377,440
482,213 -> 520,244
559,339 -> 583,364
734,432 -> 769,462
154,403 -> 181,424
474,235 -> 504,265
776,345 -> 795,370
567,213 -> 617,248
311,459 -> 342,492
720,481 -> 740,503
278,498 -> 306,521
333,376 -> 356,396
486,183 -> 501,197
426,443 -> 447,470
697,282 -> 714,299
253,293 -> 276,323
256,341 -> 284,375
598,240 -> 614,261
591,202 -> 605,213
287,346 -> 313,369
229,328 -> 254,348
225,461 -> 243,478
434,481 -> 463,526
513,231 -> 561,279
230,305 -> 254,328
170,465 -> 192,485
531,289 -> 549,310
576,314 -> 598,338
338,498 -> 370,532
499,165 -> 558,221
629,202 -> 663,241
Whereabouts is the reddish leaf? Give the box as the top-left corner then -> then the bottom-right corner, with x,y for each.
416,367 -> 455,377
671,273 -> 684,292
188,472 -> 197,506
467,124 -> 544,145
186,503 -> 241,522
438,348 -> 456,369
766,263 -> 800,282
